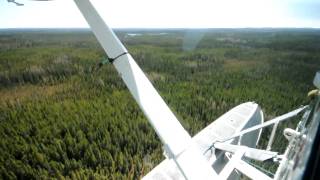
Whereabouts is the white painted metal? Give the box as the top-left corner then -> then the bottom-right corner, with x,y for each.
73,0 -> 217,179
173,143 -> 218,179
283,128 -> 301,141
274,98 -> 319,180
219,106 -> 308,143
199,102 -> 264,157
73,1 -> 127,59
143,102 -> 264,179
236,160 -> 273,180
214,143 -> 278,161
267,121 -> 279,151
218,147 -> 273,180
219,148 -> 245,179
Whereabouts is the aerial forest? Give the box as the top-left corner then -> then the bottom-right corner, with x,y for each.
0,28 -> 319,179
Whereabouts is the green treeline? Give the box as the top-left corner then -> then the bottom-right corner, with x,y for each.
0,29 -> 319,179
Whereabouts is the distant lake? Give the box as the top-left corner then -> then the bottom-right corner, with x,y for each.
126,32 -> 169,37
127,33 -> 142,37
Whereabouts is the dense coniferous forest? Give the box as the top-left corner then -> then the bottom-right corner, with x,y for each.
0,28 -> 319,179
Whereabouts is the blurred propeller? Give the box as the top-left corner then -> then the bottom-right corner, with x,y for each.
7,0 -> 24,6
7,0 -> 54,6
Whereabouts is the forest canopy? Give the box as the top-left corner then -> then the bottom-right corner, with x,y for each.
0,28 -> 319,179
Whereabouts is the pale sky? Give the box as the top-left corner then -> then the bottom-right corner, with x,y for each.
0,0 -> 319,28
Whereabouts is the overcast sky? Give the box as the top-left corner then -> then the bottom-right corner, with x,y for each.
0,0 -> 319,28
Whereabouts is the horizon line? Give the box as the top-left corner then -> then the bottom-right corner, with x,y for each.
1,27 -> 320,30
